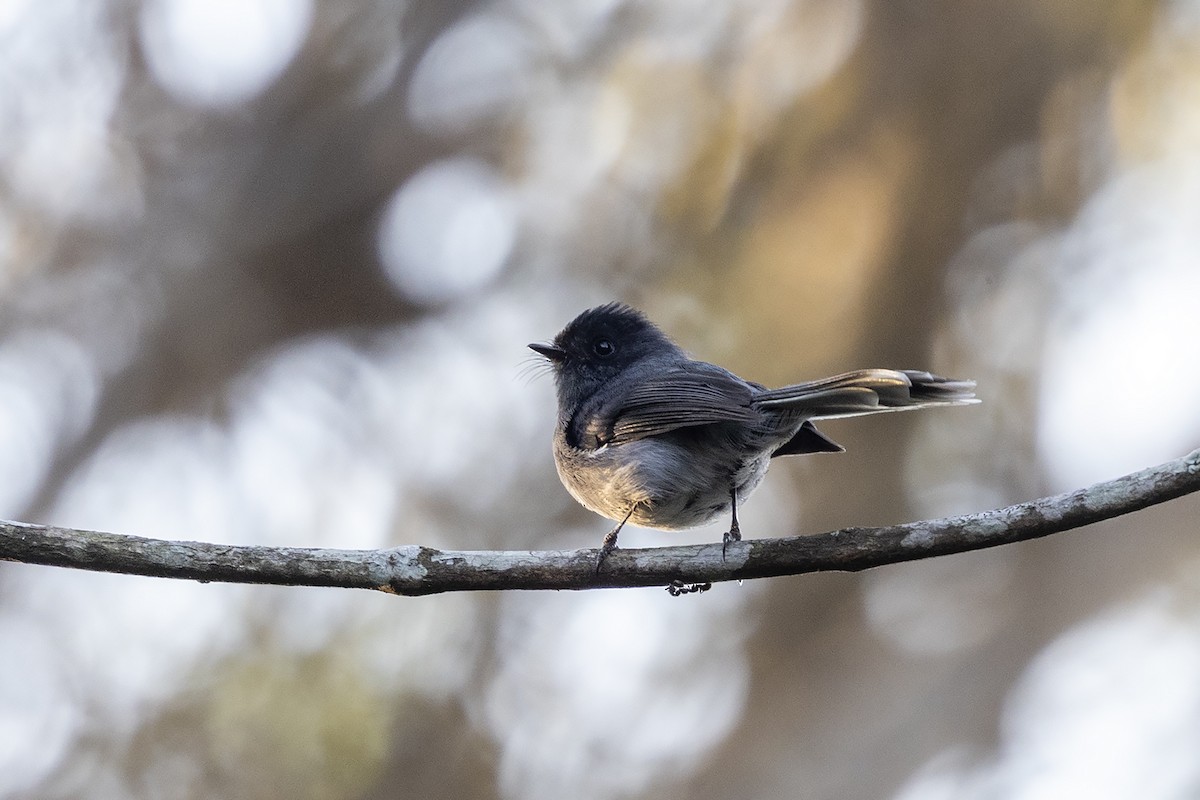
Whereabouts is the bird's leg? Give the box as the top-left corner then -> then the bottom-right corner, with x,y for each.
596,507 -> 635,575
722,488 -> 741,559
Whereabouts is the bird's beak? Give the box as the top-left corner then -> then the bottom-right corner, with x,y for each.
528,342 -> 566,362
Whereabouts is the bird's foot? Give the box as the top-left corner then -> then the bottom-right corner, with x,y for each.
666,580 -> 712,596
595,529 -> 620,576
721,524 -> 742,560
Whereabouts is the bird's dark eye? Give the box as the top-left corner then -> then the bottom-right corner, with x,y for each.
592,338 -> 616,357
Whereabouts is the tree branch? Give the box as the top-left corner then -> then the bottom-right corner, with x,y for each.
3,449 -> 1198,595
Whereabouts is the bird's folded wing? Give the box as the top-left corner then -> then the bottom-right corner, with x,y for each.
606,369 -> 757,444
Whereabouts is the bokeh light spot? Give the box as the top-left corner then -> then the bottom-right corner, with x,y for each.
139,0 -> 313,107
408,13 -> 534,134
377,159 -> 517,306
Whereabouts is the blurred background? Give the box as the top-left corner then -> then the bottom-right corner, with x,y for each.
2,0 -> 1200,798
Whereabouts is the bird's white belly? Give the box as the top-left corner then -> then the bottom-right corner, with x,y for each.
555,438 -> 771,531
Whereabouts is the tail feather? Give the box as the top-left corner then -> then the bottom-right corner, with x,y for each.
753,369 -> 978,420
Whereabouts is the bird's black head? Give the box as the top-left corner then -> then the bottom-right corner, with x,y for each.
529,303 -> 683,410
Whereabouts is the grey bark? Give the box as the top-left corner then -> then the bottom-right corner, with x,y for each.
3,449 -> 1198,595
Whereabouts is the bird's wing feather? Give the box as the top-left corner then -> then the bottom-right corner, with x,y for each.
604,368 -> 757,444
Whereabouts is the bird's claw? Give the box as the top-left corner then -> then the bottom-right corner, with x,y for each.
594,530 -> 619,576
667,580 -> 712,596
721,525 -> 742,560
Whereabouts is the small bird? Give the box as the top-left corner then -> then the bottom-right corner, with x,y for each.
529,303 -> 977,567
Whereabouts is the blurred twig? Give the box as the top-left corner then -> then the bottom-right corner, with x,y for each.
3,449 -> 1198,595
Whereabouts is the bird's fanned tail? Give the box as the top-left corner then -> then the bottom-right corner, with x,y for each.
753,369 -> 978,420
